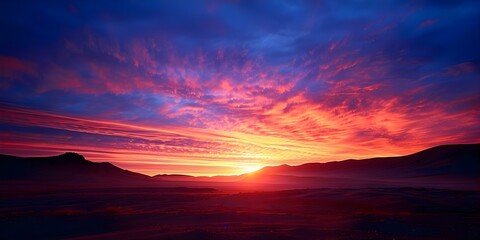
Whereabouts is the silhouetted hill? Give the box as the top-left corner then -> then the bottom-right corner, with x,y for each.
0,152 -> 156,187
257,144 -> 480,179
154,144 -> 480,190
2,144 -> 479,190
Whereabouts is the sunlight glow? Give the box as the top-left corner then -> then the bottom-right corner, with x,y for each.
240,164 -> 264,174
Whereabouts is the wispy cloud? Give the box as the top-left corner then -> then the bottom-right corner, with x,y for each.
0,0 -> 479,175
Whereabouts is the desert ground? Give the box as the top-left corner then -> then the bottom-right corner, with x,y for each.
1,186 -> 479,240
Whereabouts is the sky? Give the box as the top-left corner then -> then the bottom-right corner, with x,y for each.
0,0 -> 479,176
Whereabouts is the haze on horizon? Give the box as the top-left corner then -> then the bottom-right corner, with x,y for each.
0,0 -> 479,176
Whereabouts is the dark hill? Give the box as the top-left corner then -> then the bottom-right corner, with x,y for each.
2,144 -> 479,190
154,144 -> 480,190
257,144 -> 480,179
0,152 -> 157,187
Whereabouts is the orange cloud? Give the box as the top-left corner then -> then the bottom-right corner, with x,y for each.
2,100 -> 478,176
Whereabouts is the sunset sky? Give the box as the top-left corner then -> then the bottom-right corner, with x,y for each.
1,0 -> 479,176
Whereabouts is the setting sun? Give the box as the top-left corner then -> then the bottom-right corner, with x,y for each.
240,164 -> 264,174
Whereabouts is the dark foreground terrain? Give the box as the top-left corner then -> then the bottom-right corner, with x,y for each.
1,144 -> 479,239
1,186 -> 479,240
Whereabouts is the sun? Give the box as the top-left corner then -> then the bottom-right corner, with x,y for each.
241,164 -> 264,174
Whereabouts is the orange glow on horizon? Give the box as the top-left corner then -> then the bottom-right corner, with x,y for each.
1,103 -> 478,176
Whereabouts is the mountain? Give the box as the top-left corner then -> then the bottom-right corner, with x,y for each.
242,143 -> 480,190
155,144 -> 480,190
0,152 -> 157,187
257,144 -> 480,178
1,144 -> 479,190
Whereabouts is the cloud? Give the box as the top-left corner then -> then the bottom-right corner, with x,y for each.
0,0 -> 479,175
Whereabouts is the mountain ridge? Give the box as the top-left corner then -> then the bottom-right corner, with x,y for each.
255,143 -> 480,178
154,143 -> 480,190
0,152 -> 157,187
1,143 -> 478,190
